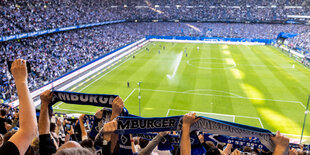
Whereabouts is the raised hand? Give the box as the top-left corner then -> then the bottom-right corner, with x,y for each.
182,112 -> 200,129
68,125 -> 74,135
159,131 -> 170,137
95,109 -> 103,119
198,134 -> 204,143
271,131 -> 289,154
103,120 -> 117,133
40,90 -> 53,107
11,59 -> 28,84
79,114 -> 85,121
289,148 -> 298,155
56,118 -> 62,127
231,149 -> 241,155
102,120 -> 117,141
111,97 -> 124,120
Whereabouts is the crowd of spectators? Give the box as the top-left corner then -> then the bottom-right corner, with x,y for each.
1,1 -> 310,154
0,60 -> 307,155
0,0 -> 122,36
1,22 -> 310,103
1,0 -> 310,36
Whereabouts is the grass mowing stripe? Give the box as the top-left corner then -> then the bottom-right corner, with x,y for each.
168,43 -> 195,112
228,45 -> 260,119
211,44 -> 234,115
249,46 -> 307,134
254,46 -> 307,105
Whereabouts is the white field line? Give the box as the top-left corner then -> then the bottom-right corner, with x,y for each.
168,109 -> 260,119
53,101 -> 63,109
142,88 -> 306,109
184,89 -> 243,98
236,63 -> 294,69
168,109 -> 235,117
124,88 -> 136,103
168,109 -> 264,128
166,109 -> 171,117
167,52 -> 183,79
257,118 -> 264,128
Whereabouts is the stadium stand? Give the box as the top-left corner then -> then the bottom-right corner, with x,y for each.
1,22 -> 310,103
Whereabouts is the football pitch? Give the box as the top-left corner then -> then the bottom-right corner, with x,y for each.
53,42 -> 310,142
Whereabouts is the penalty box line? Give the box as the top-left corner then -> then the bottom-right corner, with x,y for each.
167,109 -> 264,128
142,88 -> 306,110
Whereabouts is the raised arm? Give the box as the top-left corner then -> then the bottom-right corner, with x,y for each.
38,90 -> 57,155
223,143 -> 233,155
110,96 -> 124,153
7,59 -> 38,155
139,131 -> 169,155
39,90 -> 53,135
79,114 -> 88,141
181,112 -> 199,155
55,118 -> 62,136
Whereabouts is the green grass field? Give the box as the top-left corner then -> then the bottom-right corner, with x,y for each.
53,42 -> 310,142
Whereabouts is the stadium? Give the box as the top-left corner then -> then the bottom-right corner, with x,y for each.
1,0 -> 310,154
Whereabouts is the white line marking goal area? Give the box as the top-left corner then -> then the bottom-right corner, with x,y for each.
167,109 -> 264,128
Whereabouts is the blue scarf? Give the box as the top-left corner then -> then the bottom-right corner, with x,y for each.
50,91 -> 118,108
192,116 -> 274,151
116,116 -> 183,134
116,116 -> 275,151
119,134 -> 133,155
49,91 -> 129,141
48,91 -> 278,152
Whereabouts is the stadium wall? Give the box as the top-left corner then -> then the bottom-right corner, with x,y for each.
0,20 -> 125,42
9,38 -> 149,107
146,36 -> 275,45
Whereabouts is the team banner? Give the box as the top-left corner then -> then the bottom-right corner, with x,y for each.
192,116 -> 275,151
50,91 -> 118,108
46,91 -> 286,152
116,116 -> 275,151
50,91 -> 131,140
116,116 -> 183,134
